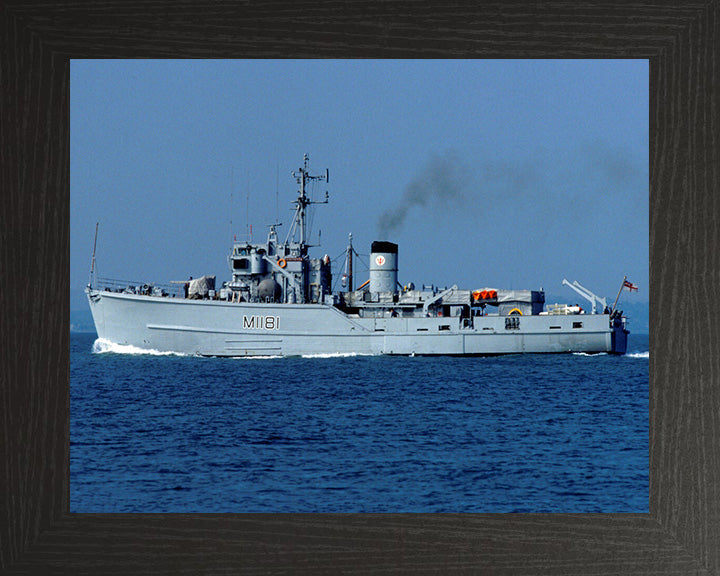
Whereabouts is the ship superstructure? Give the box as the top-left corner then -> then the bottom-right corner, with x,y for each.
223,156 -> 331,306
86,155 -> 630,356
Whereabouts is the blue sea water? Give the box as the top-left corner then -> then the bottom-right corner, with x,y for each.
70,332 -> 649,513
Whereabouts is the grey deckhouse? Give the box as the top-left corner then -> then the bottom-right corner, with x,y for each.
225,155 -> 331,306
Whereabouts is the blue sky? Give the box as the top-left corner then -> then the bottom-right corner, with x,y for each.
71,59 -> 648,309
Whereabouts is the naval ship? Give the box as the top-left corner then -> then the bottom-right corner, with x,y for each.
86,155 -> 630,356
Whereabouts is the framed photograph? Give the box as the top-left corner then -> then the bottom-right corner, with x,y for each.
69,59 -> 649,516
3,2 -> 717,574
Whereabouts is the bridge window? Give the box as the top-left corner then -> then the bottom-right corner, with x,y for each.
233,258 -> 249,270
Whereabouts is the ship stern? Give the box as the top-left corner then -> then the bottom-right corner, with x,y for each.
610,315 -> 629,355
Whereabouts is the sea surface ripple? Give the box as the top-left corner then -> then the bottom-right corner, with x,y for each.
71,333 -> 649,512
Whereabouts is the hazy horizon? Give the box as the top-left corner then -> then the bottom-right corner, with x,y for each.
71,60 -> 649,315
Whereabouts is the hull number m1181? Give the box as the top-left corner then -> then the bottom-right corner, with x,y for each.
243,315 -> 280,330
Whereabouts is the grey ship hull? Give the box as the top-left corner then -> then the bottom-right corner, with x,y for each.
87,289 -> 627,356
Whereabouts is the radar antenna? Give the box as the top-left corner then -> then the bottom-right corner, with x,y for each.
287,154 -> 329,246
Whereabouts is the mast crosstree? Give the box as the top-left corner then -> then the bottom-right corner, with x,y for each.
288,154 -> 329,247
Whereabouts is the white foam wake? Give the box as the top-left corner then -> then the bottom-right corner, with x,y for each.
300,352 -> 372,359
626,351 -> 650,359
230,355 -> 284,360
92,338 -> 187,356
229,352 -> 372,360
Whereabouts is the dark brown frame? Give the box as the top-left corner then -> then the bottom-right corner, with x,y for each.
2,2 -> 718,574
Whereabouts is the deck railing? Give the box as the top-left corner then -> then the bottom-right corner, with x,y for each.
94,277 -> 184,298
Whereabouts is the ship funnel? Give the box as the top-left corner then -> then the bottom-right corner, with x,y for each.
370,241 -> 398,292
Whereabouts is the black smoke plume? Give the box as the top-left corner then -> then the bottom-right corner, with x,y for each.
377,150 -> 470,237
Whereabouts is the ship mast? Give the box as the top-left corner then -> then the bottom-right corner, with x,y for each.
89,221 -> 99,287
347,233 -> 353,291
290,154 -> 329,247
342,232 -> 354,291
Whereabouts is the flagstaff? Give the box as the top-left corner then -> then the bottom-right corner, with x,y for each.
611,276 -> 638,315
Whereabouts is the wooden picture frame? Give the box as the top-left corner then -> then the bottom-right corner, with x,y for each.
2,2 -> 717,574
